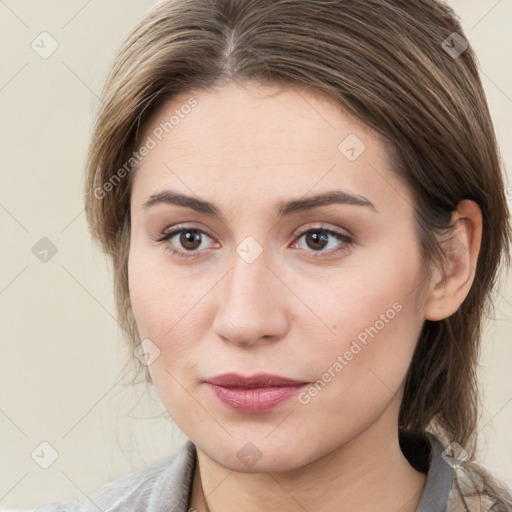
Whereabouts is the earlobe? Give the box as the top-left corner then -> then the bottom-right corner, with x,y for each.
423,200 -> 483,321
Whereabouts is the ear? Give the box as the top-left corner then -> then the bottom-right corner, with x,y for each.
423,199 -> 483,321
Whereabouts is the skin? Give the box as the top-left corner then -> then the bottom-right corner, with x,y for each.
127,81 -> 482,512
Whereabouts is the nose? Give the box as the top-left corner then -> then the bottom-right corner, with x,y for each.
212,247 -> 290,348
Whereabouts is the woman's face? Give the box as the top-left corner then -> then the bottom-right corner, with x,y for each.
128,81 -> 431,471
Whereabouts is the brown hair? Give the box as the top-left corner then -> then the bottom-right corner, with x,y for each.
84,0 -> 512,506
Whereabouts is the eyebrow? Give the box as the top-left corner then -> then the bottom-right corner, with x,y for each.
142,189 -> 378,217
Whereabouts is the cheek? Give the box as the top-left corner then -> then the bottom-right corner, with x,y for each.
128,255 -> 166,337
127,246 -> 211,364
127,241 -> 182,353
128,250 -> 201,409
295,288 -> 420,436
297,248 -> 424,395
305,289 -> 416,389
128,241 -> 178,328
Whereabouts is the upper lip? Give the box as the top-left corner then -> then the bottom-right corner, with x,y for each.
205,373 -> 309,388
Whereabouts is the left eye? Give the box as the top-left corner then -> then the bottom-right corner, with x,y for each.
152,225 -> 354,258
291,227 -> 354,257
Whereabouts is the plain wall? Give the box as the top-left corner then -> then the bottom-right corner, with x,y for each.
0,0 -> 511,507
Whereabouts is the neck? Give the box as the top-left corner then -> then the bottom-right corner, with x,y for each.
189,418 -> 427,512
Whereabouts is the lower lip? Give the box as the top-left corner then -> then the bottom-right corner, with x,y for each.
206,383 -> 308,413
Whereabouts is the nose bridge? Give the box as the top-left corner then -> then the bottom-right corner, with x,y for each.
227,236 -> 273,304
212,236 -> 288,346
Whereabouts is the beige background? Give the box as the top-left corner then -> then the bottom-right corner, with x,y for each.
0,0 -> 511,507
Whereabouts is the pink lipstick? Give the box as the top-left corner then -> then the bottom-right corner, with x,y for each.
204,373 -> 309,413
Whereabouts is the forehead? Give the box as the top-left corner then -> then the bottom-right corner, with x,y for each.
138,81 -> 381,159
130,81 -> 407,215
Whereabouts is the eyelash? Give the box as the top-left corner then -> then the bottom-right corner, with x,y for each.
152,224 -> 355,259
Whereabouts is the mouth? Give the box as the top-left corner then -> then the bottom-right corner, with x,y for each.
204,373 -> 310,413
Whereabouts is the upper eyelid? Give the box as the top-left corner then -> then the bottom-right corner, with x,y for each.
160,222 -> 349,235
295,223 -> 352,236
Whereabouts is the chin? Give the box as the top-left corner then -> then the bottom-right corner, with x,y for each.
195,433 -> 318,473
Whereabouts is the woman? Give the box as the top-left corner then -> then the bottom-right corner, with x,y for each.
14,0 -> 512,510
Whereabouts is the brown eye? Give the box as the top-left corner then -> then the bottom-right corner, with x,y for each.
153,226 -> 214,258
292,226 -> 354,258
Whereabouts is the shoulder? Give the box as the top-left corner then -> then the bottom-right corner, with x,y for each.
400,430 -> 512,511
1,440 -> 197,512
446,460 -> 512,512
424,432 -> 512,512
81,439 -> 196,511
